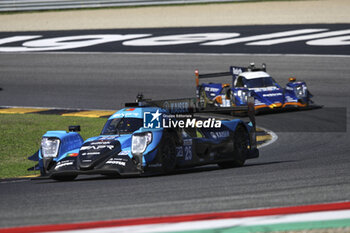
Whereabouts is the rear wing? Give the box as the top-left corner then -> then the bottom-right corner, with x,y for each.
195,69 -> 233,88
127,94 -> 253,114
125,95 -> 257,151
125,95 -> 198,114
195,63 -> 267,88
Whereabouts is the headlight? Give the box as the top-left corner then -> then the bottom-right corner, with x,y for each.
131,132 -> 152,155
295,85 -> 307,98
41,137 -> 60,158
237,90 -> 249,103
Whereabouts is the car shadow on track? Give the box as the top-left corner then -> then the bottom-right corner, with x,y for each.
243,160 -> 297,167
33,160 -> 297,183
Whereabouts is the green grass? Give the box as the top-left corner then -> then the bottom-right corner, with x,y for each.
0,114 -> 107,179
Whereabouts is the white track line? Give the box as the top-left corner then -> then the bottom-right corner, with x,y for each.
257,126 -> 278,149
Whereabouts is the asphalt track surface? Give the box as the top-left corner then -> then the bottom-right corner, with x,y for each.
0,53 -> 349,228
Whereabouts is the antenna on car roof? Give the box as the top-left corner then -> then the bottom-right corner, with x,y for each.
248,63 -> 267,72
136,93 -> 144,102
248,63 -> 255,71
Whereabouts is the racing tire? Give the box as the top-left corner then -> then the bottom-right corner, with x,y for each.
218,125 -> 249,168
159,134 -> 177,173
40,167 -> 46,177
51,174 -> 77,181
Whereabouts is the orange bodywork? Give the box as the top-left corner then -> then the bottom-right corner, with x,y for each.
215,96 -> 223,104
254,102 -> 307,110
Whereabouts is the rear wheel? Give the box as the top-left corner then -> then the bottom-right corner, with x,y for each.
218,125 -> 249,168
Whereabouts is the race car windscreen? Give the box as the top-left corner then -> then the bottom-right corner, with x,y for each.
101,118 -> 143,135
245,77 -> 277,88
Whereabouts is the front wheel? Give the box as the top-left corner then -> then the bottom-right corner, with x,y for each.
159,134 -> 177,173
218,125 -> 249,168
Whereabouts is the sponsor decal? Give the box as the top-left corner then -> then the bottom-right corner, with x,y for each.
176,146 -> 183,158
163,101 -> 190,114
249,87 -> 279,92
80,145 -> 114,150
183,139 -> 193,161
123,33 -> 239,46
1,29 -> 349,53
91,141 -> 112,145
98,136 -> 118,140
204,87 -> 220,92
231,67 -> 245,76
184,145 -> 192,161
183,139 -> 192,146
285,96 -> 297,102
0,34 -> 149,52
118,150 -> 130,155
86,152 -> 100,155
125,108 -> 135,111
113,112 -> 140,118
262,93 -> 283,97
55,160 -> 74,169
106,158 -> 126,166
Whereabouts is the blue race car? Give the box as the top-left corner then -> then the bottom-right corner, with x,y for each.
29,97 -> 259,181
195,63 -> 313,112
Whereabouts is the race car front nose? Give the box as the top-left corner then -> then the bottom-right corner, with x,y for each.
78,140 -> 122,171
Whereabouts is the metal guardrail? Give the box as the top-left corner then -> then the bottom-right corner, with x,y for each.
0,0 -> 244,12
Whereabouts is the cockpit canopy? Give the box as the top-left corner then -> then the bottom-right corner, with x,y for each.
235,71 -> 279,88
101,118 -> 143,135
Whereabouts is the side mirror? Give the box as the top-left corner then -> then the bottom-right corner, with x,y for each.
69,125 -> 81,132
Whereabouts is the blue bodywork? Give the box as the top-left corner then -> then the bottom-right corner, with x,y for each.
33,104 -> 258,180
